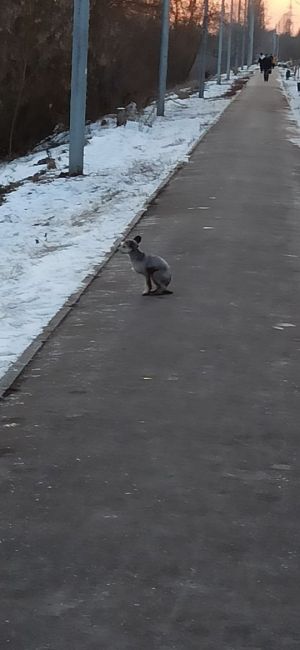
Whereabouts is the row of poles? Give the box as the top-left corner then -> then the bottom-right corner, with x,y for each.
216,0 -> 255,86
69,0 -> 256,175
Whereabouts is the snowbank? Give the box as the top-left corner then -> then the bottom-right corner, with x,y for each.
279,67 -> 300,145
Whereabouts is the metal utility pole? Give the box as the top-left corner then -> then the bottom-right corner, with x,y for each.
198,0 -> 209,98
241,0 -> 248,69
69,0 -> 90,176
217,0 -> 225,84
247,0 -> 255,68
272,30 -> 279,59
234,0 -> 242,72
272,29 -> 276,54
157,0 -> 170,116
276,32 -> 280,59
226,0 -> 234,80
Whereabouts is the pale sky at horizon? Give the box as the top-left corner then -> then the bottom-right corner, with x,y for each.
267,0 -> 300,32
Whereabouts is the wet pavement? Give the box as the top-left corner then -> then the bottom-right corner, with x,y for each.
1,71 -> 300,649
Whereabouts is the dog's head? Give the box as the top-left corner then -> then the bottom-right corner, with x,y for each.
119,235 -> 141,254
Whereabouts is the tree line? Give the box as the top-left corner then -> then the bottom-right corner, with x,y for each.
278,31 -> 300,63
0,0 -> 279,160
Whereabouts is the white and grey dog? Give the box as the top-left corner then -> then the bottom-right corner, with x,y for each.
120,235 -> 172,295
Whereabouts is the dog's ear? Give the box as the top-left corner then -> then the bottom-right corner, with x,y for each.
134,235 -> 142,244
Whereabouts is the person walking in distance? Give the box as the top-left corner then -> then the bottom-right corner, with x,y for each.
258,52 -> 265,73
261,54 -> 273,82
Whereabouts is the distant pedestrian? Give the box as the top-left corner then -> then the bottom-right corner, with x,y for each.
261,54 -> 273,82
258,52 -> 265,73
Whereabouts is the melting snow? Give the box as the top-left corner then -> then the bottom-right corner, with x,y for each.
0,73 -> 246,379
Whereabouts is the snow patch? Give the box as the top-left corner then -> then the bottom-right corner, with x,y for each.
0,74 -> 246,379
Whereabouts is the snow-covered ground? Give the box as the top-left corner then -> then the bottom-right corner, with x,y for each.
280,67 -> 300,147
0,74 -> 247,380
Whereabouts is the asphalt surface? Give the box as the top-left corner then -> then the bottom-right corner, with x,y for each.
1,71 -> 300,649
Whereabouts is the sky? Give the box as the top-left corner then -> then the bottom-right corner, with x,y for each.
267,0 -> 300,32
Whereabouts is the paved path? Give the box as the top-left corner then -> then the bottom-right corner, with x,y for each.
1,72 -> 300,649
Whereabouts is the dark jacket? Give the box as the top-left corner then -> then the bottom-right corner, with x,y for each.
261,56 -> 272,71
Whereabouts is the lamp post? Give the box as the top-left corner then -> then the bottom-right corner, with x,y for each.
217,0 -> 225,84
69,0 -> 90,175
157,0 -> 170,116
241,0 -> 248,69
247,0 -> 255,68
226,0 -> 234,80
234,0 -> 242,73
199,0 -> 209,98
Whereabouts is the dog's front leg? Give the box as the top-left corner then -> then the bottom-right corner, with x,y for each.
142,272 -> 152,295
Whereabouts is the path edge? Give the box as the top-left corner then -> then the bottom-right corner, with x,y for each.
0,80 -> 248,398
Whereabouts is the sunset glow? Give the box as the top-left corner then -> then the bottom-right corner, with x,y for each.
267,0 -> 300,32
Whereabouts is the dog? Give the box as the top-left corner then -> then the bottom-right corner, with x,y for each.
120,235 -> 172,295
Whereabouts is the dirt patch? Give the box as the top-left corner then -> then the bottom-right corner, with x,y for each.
0,180 -> 23,205
223,76 -> 250,98
0,169 -> 51,205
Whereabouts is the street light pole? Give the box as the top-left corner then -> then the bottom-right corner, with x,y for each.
247,0 -> 255,68
276,32 -> 280,59
157,0 -> 170,116
226,0 -> 234,80
241,0 -> 248,69
273,30 -> 279,59
198,0 -> 209,98
234,0 -> 242,72
217,0 -> 225,85
69,0 -> 90,176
